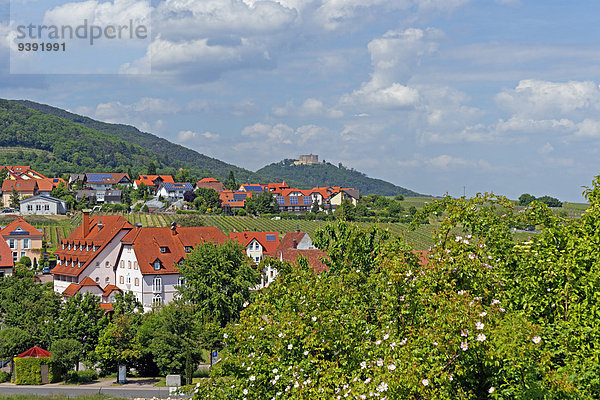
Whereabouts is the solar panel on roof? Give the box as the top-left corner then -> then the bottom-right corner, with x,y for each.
303,196 -> 312,204
266,234 -> 276,242
233,193 -> 247,201
276,196 -> 284,205
290,197 -> 298,205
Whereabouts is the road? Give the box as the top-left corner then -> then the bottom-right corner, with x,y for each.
0,378 -> 178,398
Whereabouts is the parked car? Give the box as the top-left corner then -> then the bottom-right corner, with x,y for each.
42,266 -> 51,274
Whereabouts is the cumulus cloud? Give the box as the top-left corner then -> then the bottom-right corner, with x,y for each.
495,79 -> 600,119
272,98 -> 343,119
178,130 -> 220,142
43,0 -> 151,28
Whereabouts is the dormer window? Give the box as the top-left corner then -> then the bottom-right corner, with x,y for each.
153,260 -> 161,270
160,247 -> 168,254
184,246 -> 192,253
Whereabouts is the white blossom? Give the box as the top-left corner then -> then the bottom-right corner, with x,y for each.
422,379 -> 429,386
476,321 -> 484,330
532,336 -> 541,344
477,333 -> 487,342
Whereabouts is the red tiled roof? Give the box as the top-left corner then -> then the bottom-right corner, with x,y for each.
52,215 -> 133,277
271,249 -> 329,273
50,177 -> 67,188
135,175 -> 174,187
0,217 -> 43,237
280,188 -> 311,197
62,283 -> 82,297
121,226 -> 228,275
79,276 -> 100,287
196,178 -> 226,192
17,346 -> 51,358
1,179 -> 38,193
219,191 -> 253,208
99,303 -> 114,311
229,232 -> 280,254
0,239 -> 14,268
102,284 -> 122,297
36,179 -> 54,192
276,231 -> 308,251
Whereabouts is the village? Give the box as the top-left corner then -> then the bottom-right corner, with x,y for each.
0,163 -> 357,311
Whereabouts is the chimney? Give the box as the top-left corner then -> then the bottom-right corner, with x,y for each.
171,221 -> 178,236
82,209 -> 91,237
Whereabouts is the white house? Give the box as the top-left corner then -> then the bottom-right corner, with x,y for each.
19,195 -> 66,215
116,224 -> 227,311
157,182 -> 194,201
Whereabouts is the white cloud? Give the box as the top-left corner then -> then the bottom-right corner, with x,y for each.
272,98 -> 343,118
43,0 -> 151,27
178,130 -> 220,142
495,79 -> 600,119
538,142 -> 554,154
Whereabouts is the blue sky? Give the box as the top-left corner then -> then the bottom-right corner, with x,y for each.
2,0 -> 600,201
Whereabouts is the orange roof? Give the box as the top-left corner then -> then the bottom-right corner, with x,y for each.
199,177 -> 219,183
229,232 -> 280,254
136,175 -> 174,187
0,217 -> 43,237
219,191 -> 253,208
79,276 -> 100,287
53,215 -> 133,277
121,226 -> 228,275
36,178 -> 54,192
99,303 -> 114,311
276,231 -> 308,252
1,179 -> 38,193
280,188 -> 310,197
62,283 -> 82,297
49,177 -> 67,188
0,239 -> 14,268
102,284 -> 122,297
271,249 -> 329,273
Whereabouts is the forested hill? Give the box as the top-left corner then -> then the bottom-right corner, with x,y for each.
257,159 -> 424,197
14,99 -> 260,182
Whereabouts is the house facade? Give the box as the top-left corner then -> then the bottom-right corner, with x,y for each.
157,182 -> 194,200
20,195 -> 67,215
0,217 -> 44,263
1,180 -> 39,207
195,177 -> 226,192
0,239 -> 14,277
229,231 -> 279,263
116,224 -> 228,311
52,212 -> 133,295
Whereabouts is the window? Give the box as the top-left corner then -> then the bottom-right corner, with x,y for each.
153,276 -> 162,293
44,204 -> 50,211
96,261 -> 100,267
22,239 -> 30,249
134,261 -> 138,270
35,204 -> 41,211
135,278 -> 139,286
27,205 -> 32,211
8,239 -> 16,249
255,256 -> 260,262
184,246 -> 192,253
127,275 -> 131,284
152,295 -> 163,306
119,276 -> 124,284
105,261 -> 109,267
95,276 -> 100,283
20,251 -> 25,259
105,277 -> 110,282
153,260 -> 161,270
160,247 -> 168,254
128,261 -> 131,269
178,277 -> 186,287
120,260 -> 124,268
12,252 -> 17,263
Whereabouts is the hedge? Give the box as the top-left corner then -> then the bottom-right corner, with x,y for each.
14,357 -> 60,385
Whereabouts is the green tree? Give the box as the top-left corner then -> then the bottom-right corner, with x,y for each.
178,241 -> 259,328
56,293 -> 107,363
112,291 -> 142,316
245,190 -> 277,215
10,188 -> 20,208
50,181 -> 69,199
0,327 -> 32,376
334,199 -> 356,221
147,161 -> 157,175
195,188 -> 221,210
311,199 -> 320,214
149,301 -> 204,384
50,338 -> 82,380
518,193 -> 536,206
537,195 -> 562,207
226,170 -> 237,190
95,314 -> 141,373
175,169 -> 194,183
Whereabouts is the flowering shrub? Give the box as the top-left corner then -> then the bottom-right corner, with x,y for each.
193,180 -> 600,399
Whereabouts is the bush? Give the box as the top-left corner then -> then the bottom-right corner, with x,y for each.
0,371 -> 10,383
66,370 -> 98,383
14,357 -> 59,385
